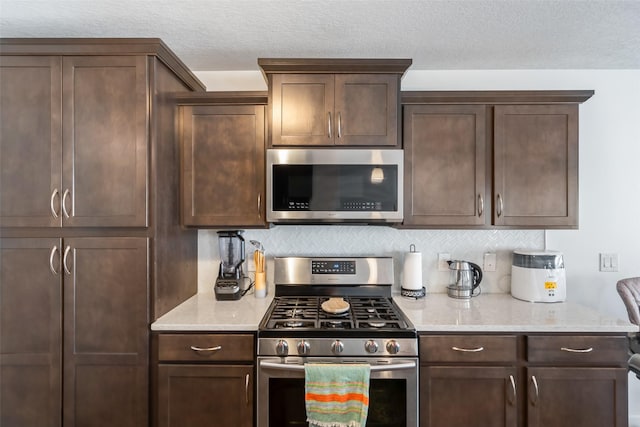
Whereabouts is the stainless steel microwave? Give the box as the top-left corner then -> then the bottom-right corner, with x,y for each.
266,149 -> 403,223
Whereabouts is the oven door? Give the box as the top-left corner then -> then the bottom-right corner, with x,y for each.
257,356 -> 418,427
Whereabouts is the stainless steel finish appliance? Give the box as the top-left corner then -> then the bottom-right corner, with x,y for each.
214,230 -> 245,300
266,149 -> 403,223
257,256 -> 418,427
447,260 -> 483,299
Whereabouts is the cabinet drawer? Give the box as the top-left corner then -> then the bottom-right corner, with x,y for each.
158,334 -> 254,362
420,335 -> 517,363
527,335 -> 628,365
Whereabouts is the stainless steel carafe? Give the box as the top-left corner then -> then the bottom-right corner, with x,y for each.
447,260 -> 483,299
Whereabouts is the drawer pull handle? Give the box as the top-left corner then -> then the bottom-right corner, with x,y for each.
530,375 -> 539,406
451,346 -> 484,353
190,345 -> 222,353
560,347 -> 593,353
507,375 -> 516,405
245,373 -> 250,405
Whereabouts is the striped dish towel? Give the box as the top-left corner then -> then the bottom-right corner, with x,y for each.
304,363 -> 371,427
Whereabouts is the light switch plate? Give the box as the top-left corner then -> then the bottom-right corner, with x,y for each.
599,253 -> 619,272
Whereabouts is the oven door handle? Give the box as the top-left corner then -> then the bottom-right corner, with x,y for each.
259,360 -> 417,372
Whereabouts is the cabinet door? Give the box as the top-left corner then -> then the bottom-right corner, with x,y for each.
181,105 -> 266,226
0,238 -> 62,427
157,364 -> 253,427
63,237 -> 148,427
335,74 -> 399,146
420,366 -> 517,427
403,105 -> 487,226
494,105 -> 578,227
270,74 -> 334,146
527,367 -> 628,427
0,56 -> 63,227
62,56 -> 148,227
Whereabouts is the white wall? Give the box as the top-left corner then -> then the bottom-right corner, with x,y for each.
195,69 -> 640,423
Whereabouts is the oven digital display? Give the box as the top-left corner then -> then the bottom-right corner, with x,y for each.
311,260 -> 356,274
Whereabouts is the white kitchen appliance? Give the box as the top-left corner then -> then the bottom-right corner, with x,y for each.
511,250 -> 566,302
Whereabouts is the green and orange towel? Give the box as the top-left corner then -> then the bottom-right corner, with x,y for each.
304,363 -> 371,427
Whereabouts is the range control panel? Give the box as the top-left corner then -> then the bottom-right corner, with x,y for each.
311,260 -> 356,275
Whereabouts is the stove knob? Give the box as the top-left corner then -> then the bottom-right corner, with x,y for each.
297,340 -> 311,356
331,340 -> 344,355
386,340 -> 401,355
275,339 -> 289,357
365,340 -> 379,354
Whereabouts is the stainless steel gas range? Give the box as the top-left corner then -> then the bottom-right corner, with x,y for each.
257,256 -> 418,427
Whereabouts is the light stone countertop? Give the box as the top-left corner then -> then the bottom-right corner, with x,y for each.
393,293 -> 637,333
151,291 -> 274,331
151,291 -> 637,333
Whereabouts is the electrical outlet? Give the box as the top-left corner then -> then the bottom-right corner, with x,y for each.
599,253 -> 619,272
438,253 -> 450,271
484,252 -> 497,272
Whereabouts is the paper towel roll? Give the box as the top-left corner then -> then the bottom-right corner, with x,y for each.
403,251 -> 423,290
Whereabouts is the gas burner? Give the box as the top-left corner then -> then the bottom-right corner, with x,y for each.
284,320 -> 304,328
322,320 -> 351,329
366,318 -> 386,328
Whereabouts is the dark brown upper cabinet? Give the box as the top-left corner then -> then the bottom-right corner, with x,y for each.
1,55 -> 149,228
259,58 -> 411,147
178,92 -> 268,228
493,104 -> 578,227
401,91 -> 593,229
403,104 -> 488,227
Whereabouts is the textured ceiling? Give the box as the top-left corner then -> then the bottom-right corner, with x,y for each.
1,0 -> 639,72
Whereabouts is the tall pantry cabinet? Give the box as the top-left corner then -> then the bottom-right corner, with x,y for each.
0,39 -> 205,427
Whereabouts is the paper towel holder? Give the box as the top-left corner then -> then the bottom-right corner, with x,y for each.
401,243 -> 426,299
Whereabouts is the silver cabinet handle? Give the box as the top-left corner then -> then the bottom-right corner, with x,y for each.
337,112 -> 342,138
62,189 -> 71,218
245,373 -> 250,405
496,194 -> 503,217
452,346 -> 484,353
257,194 -> 261,218
530,375 -> 539,406
477,194 -> 484,217
49,246 -> 60,275
508,375 -> 516,405
560,347 -> 594,353
62,245 -> 72,275
189,345 -> 222,353
327,112 -> 332,139
50,188 -> 60,218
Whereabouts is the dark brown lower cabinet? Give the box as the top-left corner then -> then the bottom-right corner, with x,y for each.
157,365 -> 253,427
419,333 -> 629,427
154,333 -> 255,427
526,367 -> 628,427
420,366 -> 517,427
1,238 -> 62,427
0,237 -> 149,427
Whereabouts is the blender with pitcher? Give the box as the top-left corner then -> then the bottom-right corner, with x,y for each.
215,230 -> 245,300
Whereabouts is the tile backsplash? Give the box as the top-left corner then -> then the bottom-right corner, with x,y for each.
198,226 -> 543,295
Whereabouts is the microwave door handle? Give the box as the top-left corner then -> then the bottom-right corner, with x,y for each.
259,360 -> 416,372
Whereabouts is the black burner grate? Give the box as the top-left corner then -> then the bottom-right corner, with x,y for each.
263,296 -> 409,331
